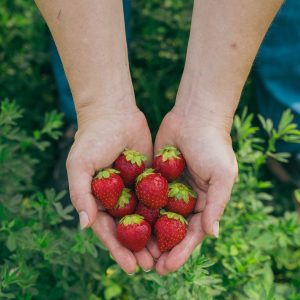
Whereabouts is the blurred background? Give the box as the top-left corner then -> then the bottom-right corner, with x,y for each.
0,1 -> 300,299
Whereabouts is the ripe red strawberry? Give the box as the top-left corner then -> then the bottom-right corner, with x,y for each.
166,182 -> 197,217
117,214 -> 151,252
153,146 -> 186,181
114,149 -> 147,186
135,168 -> 168,209
91,168 -> 124,209
155,211 -> 188,252
108,188 -> 137,218
136,202 -> 159,226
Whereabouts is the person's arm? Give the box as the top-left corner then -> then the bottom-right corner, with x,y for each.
177,0 -> 284,233
154,0 -> 283,275
35,0 -> 135,124
176,0 -> 283,124
34,0 -> 154,274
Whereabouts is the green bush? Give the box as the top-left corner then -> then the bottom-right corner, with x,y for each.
1,1 -> 300,299
131,1 -> 192,133
1,100 -> 300,299
0,0 -> 56,127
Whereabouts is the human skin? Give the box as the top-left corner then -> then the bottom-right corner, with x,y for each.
34,0 -> 154,274
34,0 -> 283,275
153,0 -> 283,275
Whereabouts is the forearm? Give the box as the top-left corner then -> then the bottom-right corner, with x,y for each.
175,0 -> 283,131
34,0 -> 135,125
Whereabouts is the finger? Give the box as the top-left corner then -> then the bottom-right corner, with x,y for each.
155,252 -> 170,276
194,189 -> 207,212
134,249 -> 154,272
130,141 -> 153,167
154,118 -> 178,155
147,236 -> 161,259
165,214 -> 205,273
92,211 -> 137,274
66,129 -> 125,229
96,201 -> 106,211
184,174 -> 207,212
66,155 -> 98,228
128,118 -> 153,167
202,174 -> 235,237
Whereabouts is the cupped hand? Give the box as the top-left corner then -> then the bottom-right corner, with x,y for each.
66,106 -> 154,274
153,109 -> 238,275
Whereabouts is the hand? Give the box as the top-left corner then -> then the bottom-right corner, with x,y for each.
153,109 -> 238,275
66,104 -> 154,274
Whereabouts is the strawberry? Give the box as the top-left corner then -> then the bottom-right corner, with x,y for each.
153,146 -> 186,181
155,211 -> 188,252
135,168 -> 168,209
136,202 -> 159,226
117,214 -> 151,252
114,149 -> 147,186
91,168 -> 124,209
166,182 -> 197,217
108,188 -> 137,218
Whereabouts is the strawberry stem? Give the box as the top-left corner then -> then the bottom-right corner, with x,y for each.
123,149 -> 147,167
119,214 -> 144,226
94,168 -> 120,179
156,145 -> 182,162
136,168 -> 155,183
160,210 -> 188,225
168,182 -> 197,202
115,188 -> 131,208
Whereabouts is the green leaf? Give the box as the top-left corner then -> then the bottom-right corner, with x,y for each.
143,272 -> 164,286
294,189 -> 300,204
88,294 -> 103,300
104,284 -> 122,300
6,234 -> 16,251
278,109 -> 294,133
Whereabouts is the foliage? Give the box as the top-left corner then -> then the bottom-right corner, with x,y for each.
131,1 -> 192,133
0,0 -> 63,186
0,0 -> 56,127
0,100 -> 62,197
1,0 -> 300,300
1,101 -> 300,299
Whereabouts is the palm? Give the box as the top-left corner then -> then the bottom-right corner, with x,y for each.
153,111 -> 237,275
67,110 -> 154,274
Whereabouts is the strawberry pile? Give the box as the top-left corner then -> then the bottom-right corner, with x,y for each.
91,147 -> 197,252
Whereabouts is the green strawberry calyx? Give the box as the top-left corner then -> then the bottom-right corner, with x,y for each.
160,210 -> 188,225
119,214 -> 144,226
123,149 -> 147,167
168,182 -> 197,203
115,188 -> 131,208
136,168 -> 155,183
94,168 -> 120,179
156,145 -> 182,162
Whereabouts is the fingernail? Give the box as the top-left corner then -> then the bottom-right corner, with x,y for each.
79,211 -> 90,229
213,221 -> 219,238
127,272 -> 135,276
109,253 -> 115,261
143,269 -> 152,273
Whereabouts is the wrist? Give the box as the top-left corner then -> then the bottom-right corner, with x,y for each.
172,105 -> 234,136
173,69 -> 240,133
173,98 -> 234,134
76,87 -> 138,128
74,66 -> 139,127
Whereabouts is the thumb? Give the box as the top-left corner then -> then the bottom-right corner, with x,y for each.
154,129 -> 175,156
66,155 -> 98,229
201,170 -> 236,237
